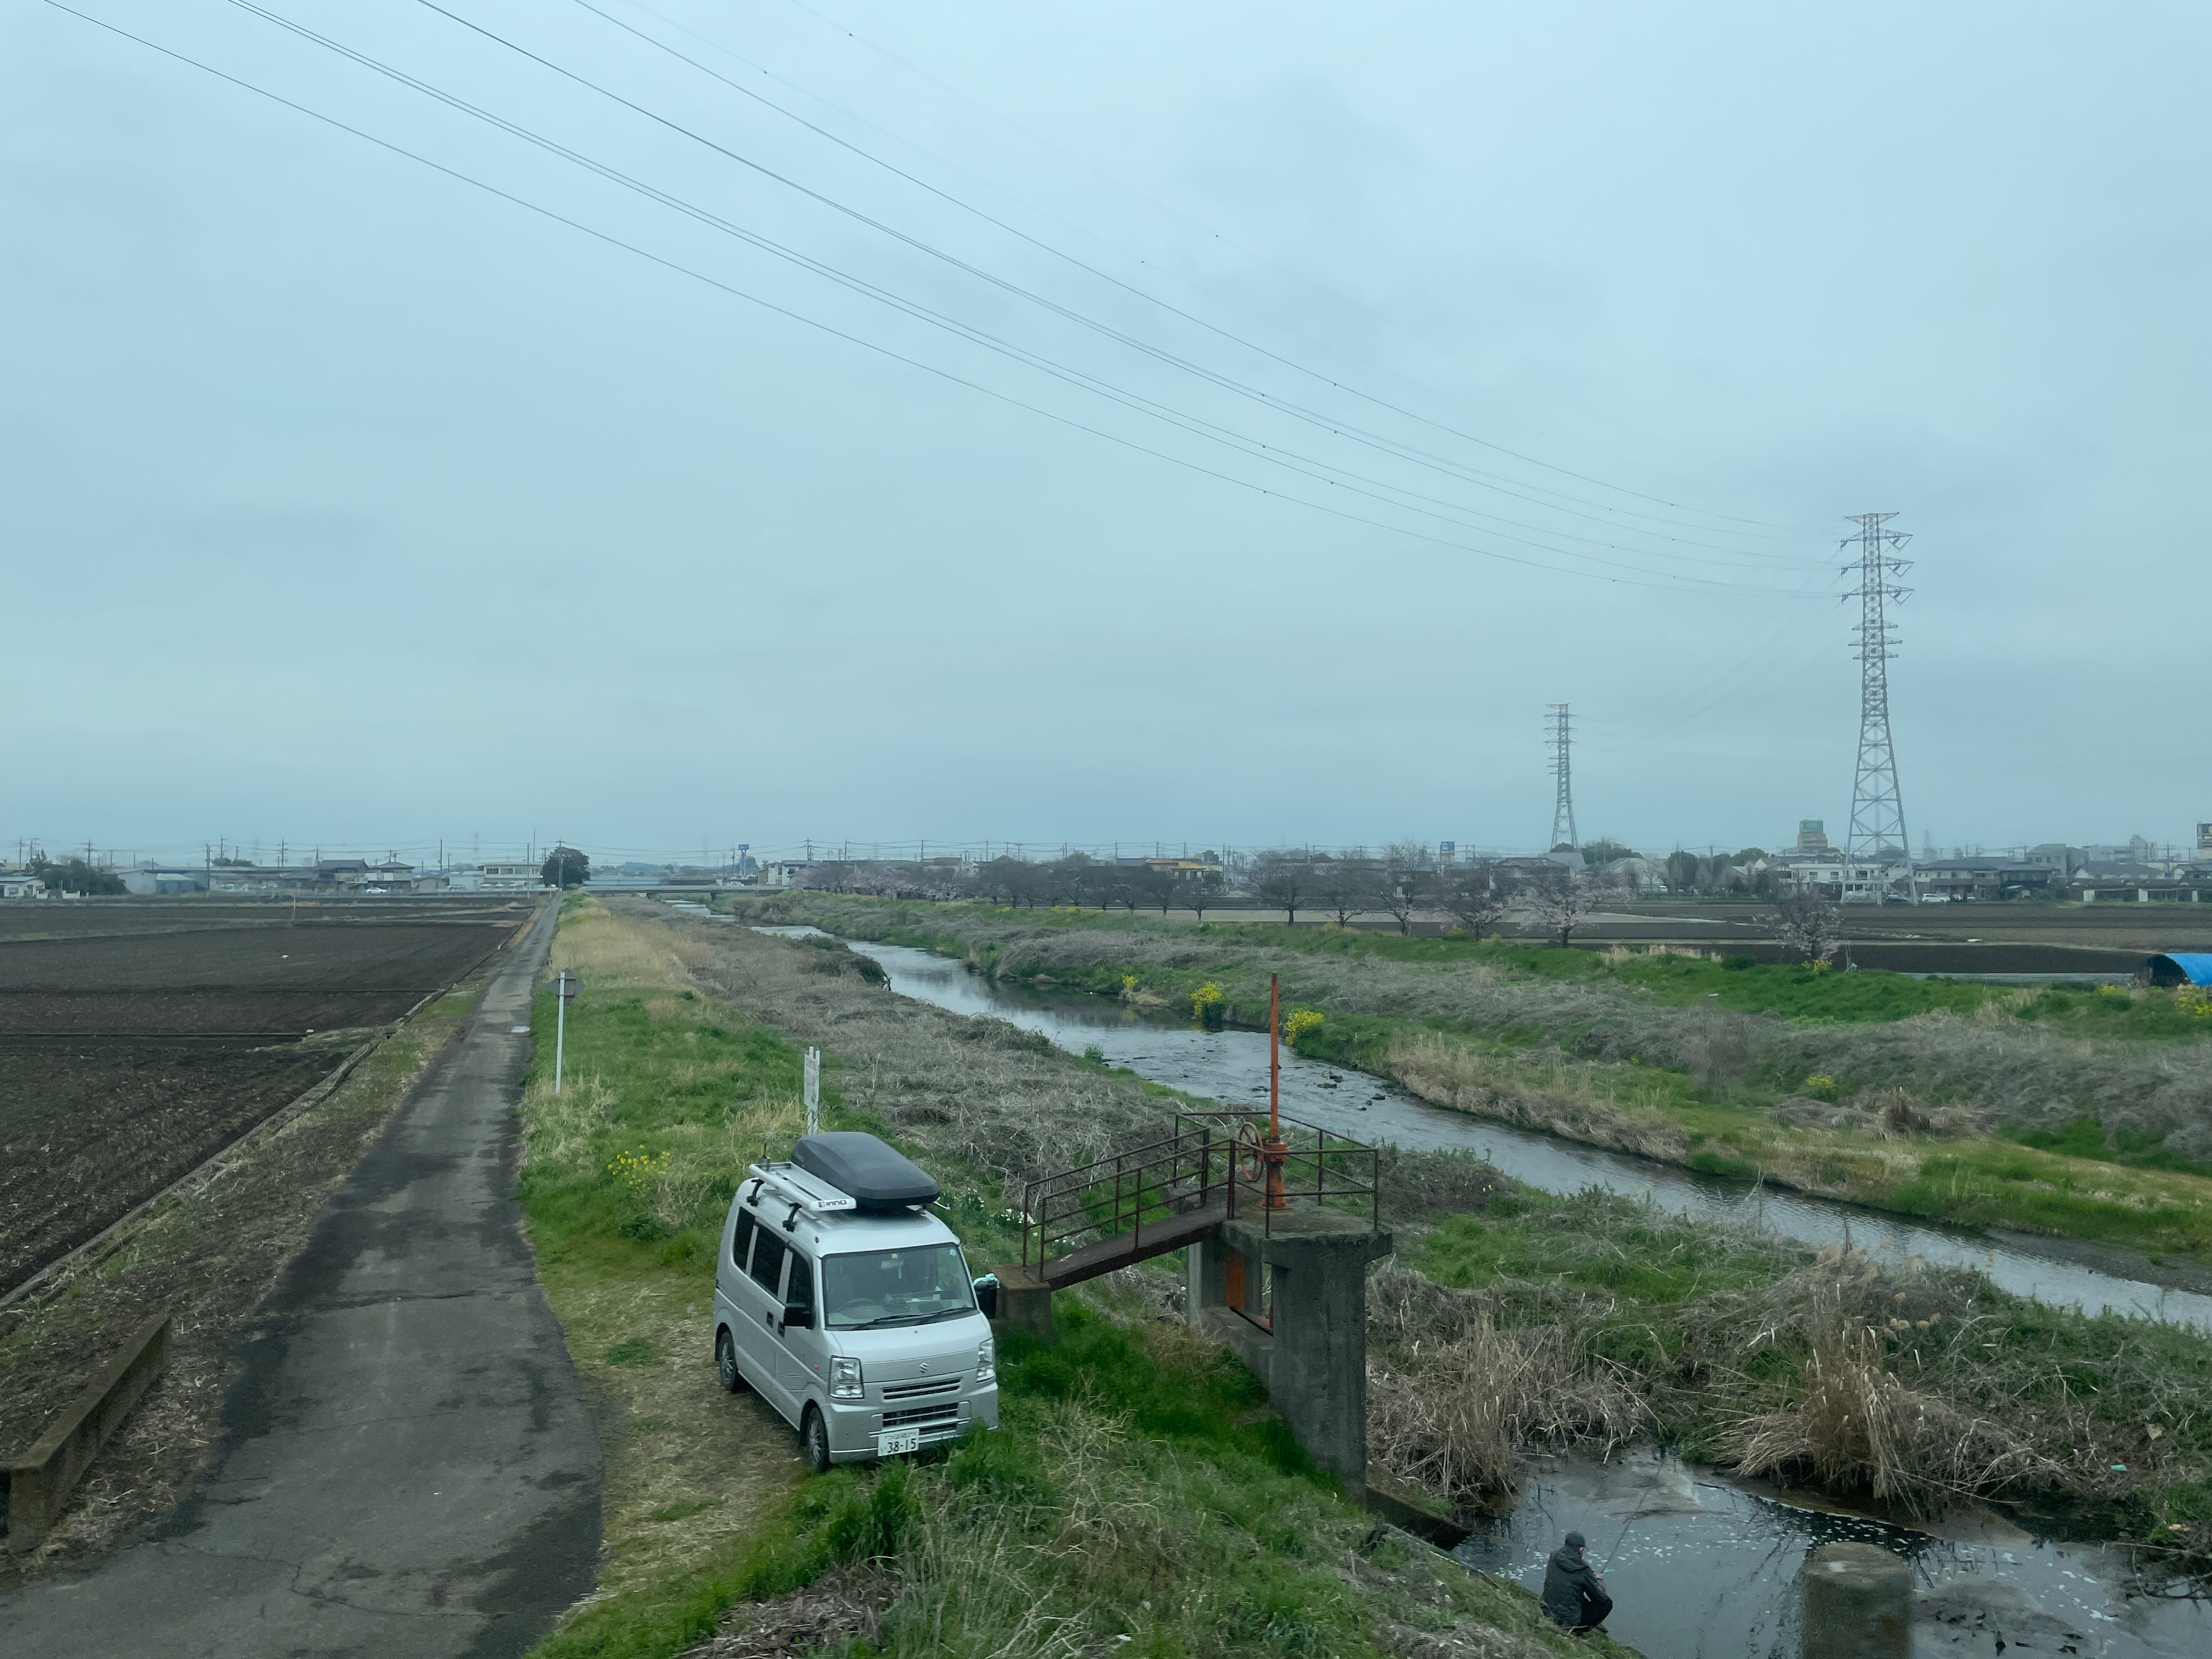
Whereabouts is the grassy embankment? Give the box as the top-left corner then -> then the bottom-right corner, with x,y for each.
763,897 -> 2212,1266
518,897 -> 1616,1659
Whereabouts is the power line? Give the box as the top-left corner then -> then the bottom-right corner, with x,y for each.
571,0 -> 1829,545
400,0 -> 1821,560
768,0 -> 1832,540
78,3 -> 1813,596
43,1 -> 1806,597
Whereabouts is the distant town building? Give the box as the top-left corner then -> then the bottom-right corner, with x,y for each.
1914,857 -> 2058,902
473,861 -> 546,892
2070,863 -> 2208,903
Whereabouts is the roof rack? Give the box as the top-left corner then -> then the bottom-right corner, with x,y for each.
745,1161 -> 858,1224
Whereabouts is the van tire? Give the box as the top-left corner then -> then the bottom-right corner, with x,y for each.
800,1404 -> 831,1474
715,1328 -> 747,1393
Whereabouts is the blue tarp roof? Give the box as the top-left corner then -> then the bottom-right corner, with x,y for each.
2147,953 -> 2212,986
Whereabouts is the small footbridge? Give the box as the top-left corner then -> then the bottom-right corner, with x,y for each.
992,1109 -> 1391,1495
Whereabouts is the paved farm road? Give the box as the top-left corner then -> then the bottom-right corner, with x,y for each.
0,897 -> 601,1658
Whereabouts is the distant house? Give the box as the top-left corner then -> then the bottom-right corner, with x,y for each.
123,867 -> 212,895
2071,863 -> 2207,904
1915,857 -> 2056,902
1,869 -> 43,899
476,861 -> 547,892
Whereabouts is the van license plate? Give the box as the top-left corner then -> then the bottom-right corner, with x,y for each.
878,1428 -> 922,1456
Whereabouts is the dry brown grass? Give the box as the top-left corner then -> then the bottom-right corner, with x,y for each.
551,895 -> 699,990
540,1255 -> 802,1605
794,900 -> 2212,1158
1692,1246 -> 2149,1518
1388,1031 -> 1692,1165
649,904 -> 1181,1197
1368,1306 -> 1649,1497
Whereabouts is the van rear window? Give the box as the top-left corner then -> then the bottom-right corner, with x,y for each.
733,1208 -> 757,1274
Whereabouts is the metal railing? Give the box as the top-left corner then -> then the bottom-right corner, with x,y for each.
1175,1111 -> 1381,1238
1017,1119 -> 1219,1280
1015,1112 -> 1380,1279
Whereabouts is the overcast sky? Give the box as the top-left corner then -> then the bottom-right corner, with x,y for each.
5,1 -> 2206,865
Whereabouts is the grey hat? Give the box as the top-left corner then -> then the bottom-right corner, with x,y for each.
1564,1531 -> 1586,1550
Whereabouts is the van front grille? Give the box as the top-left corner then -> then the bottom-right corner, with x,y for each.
881,1378 -> 961,1402
882,1402 -> 962,1430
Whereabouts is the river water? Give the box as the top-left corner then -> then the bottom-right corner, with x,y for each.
752,925 -> 2209,1658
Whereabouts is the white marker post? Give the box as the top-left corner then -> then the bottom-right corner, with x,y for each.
554,970 -> 581,1092
803,1046 -> 820,1137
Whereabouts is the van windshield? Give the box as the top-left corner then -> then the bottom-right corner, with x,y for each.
821,1244 -> 975,1330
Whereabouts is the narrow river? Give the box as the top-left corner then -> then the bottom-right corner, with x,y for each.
755,925 -> 2208,1659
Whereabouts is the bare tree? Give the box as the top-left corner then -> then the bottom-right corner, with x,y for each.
1314,850 -> 1381,927
1378,841 -> 1435,935
1248,851 -> 1312,926
1183,868 -> 1223,922
1137,863 -> 1180,916
1515,865 -> 1615,947
1772,890 -> 1844,964
1434,863 -> 1510,940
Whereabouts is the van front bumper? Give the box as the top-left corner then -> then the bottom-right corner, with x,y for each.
821,1383 -> 999,1462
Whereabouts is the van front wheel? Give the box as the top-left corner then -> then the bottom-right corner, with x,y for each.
715,1328 -> 747,1394
801,1404 -> 831,1474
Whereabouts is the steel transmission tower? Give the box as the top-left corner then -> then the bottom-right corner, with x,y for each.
1841,513 -> 1916,902
1546,703 -> 1577,849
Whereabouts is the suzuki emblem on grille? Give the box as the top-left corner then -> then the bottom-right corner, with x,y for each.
917,1362 -> 929,1373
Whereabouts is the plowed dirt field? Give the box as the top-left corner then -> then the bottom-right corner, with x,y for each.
0,898 -> 535,1294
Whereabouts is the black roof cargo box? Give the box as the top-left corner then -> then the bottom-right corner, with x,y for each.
793,1132 -> 939,1210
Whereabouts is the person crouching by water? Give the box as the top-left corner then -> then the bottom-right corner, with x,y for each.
1541,1531 -> 1613,1635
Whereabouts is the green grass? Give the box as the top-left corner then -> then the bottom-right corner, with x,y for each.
783,895 -> 2212,1037
759,897 -> 2212,1263
520,903 -> 1615,1659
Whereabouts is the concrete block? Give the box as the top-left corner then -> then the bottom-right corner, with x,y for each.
989,1266 -> 1054,1342
5,1309 -> 171,1551
1802,1541 -> 1910,1659
1214,1211 -> 1391,1494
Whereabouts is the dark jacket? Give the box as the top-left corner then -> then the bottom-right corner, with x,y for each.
1541,1546 -> 1609,1628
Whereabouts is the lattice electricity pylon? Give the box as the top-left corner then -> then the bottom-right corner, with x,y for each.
1545,703 -> 1577,849
1840,513 -> 1916,902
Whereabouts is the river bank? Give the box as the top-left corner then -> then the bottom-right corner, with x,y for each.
721,909 -> 2212,1586
748,895 -> 2212,1272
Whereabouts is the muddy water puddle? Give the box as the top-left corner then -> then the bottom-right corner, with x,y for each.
1462,1448 -> 2203,1659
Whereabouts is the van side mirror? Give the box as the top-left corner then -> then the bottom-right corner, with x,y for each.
782,1301 -> 813,1331
972,1275 -> 999,1319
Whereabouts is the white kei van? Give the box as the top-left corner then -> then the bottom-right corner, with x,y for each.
713,1131 -> 999,1472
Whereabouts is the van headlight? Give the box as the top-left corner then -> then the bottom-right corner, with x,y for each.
975,1338 -> 996,1385
830,1357 -> 863,1400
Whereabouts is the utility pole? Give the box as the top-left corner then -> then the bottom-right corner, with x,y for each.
1546,704 -> 1578,850
1842,513 -> 1916,903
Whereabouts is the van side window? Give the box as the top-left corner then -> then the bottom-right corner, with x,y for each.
733,1207 -> 757,1274
785,1251 -> 816,1320
749,1229 -> 787,1296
